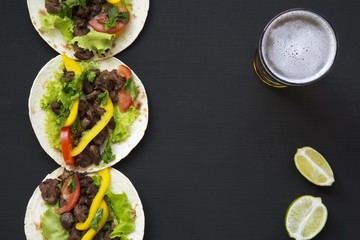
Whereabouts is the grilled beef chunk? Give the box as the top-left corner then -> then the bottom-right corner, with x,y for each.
78,195 -> 91,206
74,204 -> 89,222
74,26 -> 90,36
107,118 -> 116,130
92,128 -> 109,146
59,169 -> 74,182
61,70 -> 75,81
86,183 -> 99,200
74,42 -> 94,60
45,0 -> 61,14
60,212 -> 76,230
69,228 -> 82,240
75,144 -> 101,167
51,102 -> 62,115
39,179 -> 60,204
85,90 -> 99,103
75,151 -> 93,168
88,144 -> 101,165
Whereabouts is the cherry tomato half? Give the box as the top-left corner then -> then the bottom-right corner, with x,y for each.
118,89 -> 133,112
89,7 -> 129,34
117,64 -> 132,80
56,174 -> 80,214
61,127 -> 75,166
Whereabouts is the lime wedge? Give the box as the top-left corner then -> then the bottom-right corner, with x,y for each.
285,195 -> 328,240
294,147 -> 335,186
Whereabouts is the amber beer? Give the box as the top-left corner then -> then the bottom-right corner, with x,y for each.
253,9 -> 338,87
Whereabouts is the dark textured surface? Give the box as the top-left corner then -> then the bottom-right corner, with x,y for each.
1,0 -> 360,239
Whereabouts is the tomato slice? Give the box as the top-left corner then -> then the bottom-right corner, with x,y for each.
117,64 -> 132,80
89,7 -> 129,34
61,127 -> 75,166
56,174 -> 80,214
118,89 -> 133,112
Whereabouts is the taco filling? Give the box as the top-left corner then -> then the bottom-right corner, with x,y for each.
40,0 -> 132,59
40,55 -> 140,168
38,168 -> 136,240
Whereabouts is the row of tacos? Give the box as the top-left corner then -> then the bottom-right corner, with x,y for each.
25,0 -> 150,239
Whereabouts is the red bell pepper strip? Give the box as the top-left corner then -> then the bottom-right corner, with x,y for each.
61,127 -> 75,165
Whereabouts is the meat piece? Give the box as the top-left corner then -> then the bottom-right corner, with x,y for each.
73,42 -> 94,60
45,0 -> 61,14
89,0 -> 107,5
92,128 -> 109,146
58,169 -> 73,182
78,195 -> 91,207
39,179 -> 60,205
85,90 -> 99,103
75,151 -> 93,168
86,108 -> 100,125
74,204 -> 89,222
69,228 -> 82,240
109,90 -> 118,103
79,175 -> 93,189
81,117 -> 92,130
107,118 -> 116,130
83,80 -> 95,94
78,100 -> 88,118
94,71 -> 115,91
62,70 -> 75,81
60,212 -> 76,230
50,102 -> 62,115
92,101 -> 105,117
87,145 -> 101,165
74,26 -> 90,36
86,183 -> 99,200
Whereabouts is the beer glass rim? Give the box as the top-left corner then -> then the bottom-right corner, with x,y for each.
258,8 -> 338,86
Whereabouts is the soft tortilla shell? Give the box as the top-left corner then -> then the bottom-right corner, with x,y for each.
27,0 -> 149,60
28,55 -> 148,172
24,167 -> 145,240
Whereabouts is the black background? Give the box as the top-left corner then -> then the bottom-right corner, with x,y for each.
1,0 -> 360,239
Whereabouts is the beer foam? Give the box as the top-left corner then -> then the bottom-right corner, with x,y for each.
260,9 -> 337,84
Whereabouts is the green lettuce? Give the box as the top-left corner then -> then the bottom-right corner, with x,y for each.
70,30 -> 115,55
40,73 -> 68,149
41,206 -> 69,240
107,191 -> 135,239
110,106 -> 140,143
40,14 -> 74,42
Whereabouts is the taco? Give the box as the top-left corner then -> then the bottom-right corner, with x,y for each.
27,0 -> 149,60
29,55 -> 148,172
24,167 -> 145,240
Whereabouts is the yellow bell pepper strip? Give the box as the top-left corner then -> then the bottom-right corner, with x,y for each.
62,54 -> 82,127
71,91 -> 114,156
63,98 -> 80,127
76,168 -> 111,231
107,0 -> 121,5
62,54 -> 82,75
81,199 -> 109,240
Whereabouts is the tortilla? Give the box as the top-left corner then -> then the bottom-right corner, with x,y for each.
28,55 -> 148,172
24,167 -> 145,240
27,0 -> 149,60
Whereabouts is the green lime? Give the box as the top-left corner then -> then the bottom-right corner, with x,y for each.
294,147 -> 334,186
285,195 -> 328,240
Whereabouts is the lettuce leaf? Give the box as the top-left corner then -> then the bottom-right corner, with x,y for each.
40,14 -> 74,42
110,106 -> 140,143
70,30 -> 115,55
41,206 -> 69,240
107,191 -> 135,239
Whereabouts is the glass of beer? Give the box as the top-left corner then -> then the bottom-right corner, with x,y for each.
253,8 -> 338,88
